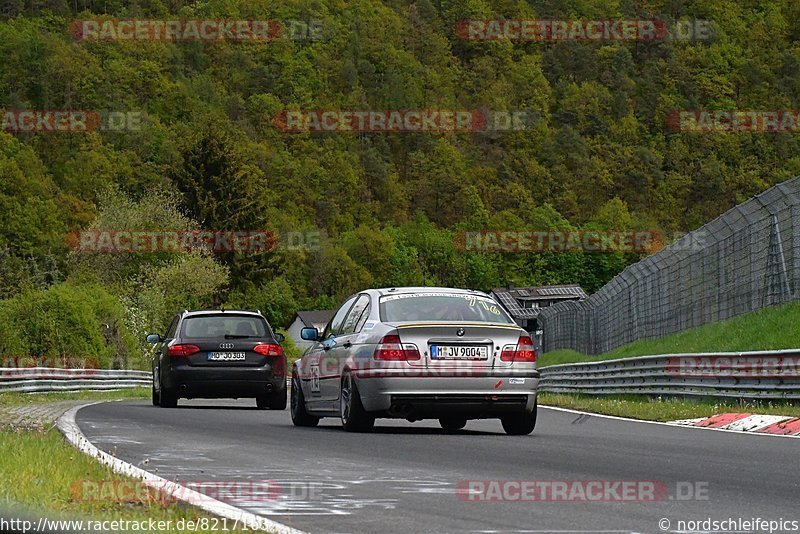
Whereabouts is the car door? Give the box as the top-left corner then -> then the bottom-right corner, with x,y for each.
330,294 -> 371,401
311,295 -> 357,405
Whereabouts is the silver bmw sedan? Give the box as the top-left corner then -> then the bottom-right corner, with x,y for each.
291,287 -> 540,435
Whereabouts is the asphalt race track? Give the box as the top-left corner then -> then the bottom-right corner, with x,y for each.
75,400 -> 800,533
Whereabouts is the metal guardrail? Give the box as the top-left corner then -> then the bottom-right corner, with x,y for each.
0,368 -> 151,393
7,356 -> 799,400
538,349 -> 800,399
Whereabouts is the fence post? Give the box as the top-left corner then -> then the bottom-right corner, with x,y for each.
794,205 -> 800,298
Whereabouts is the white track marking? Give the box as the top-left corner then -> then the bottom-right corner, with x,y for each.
668,417 -> 706,426
56,402 -> 307,534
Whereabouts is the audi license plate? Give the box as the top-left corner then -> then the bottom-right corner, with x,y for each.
207,352 -> 246,361
430,345 -> 488,360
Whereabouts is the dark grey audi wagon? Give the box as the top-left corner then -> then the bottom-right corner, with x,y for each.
147,309 -> 287,409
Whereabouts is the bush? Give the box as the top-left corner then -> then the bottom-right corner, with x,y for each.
0,282 -> 139,369
131,255 -> 230,342
226,276 -> 298,329
276,329 -> 304,361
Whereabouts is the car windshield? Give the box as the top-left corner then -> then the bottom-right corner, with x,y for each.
379,293 -> 514,323
180,315 -> 268,339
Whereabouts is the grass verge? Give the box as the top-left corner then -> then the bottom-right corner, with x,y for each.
0,387 -> 150,407
539,392 -> 800,422
0,389 -> 250,533
539,301 -> 800,367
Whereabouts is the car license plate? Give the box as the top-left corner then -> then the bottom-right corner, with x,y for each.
430,345 -> 488,360
207,352 -> 246,361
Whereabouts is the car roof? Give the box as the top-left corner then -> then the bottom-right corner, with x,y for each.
182,310 -> 264,317
372,287 -> 490,298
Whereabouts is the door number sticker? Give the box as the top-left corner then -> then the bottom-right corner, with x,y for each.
311,364 -> 320,393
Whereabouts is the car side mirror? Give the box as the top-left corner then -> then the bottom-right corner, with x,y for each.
146,333 -> 162,344
274,332 -> 285,343
300,327 -> 320,341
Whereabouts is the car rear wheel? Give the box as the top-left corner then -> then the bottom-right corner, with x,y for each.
159,387 -> 178,408
501,402 -> 537,435
291,372 -> 320,427
257,389 -> 287,410
340,372 -> 374,432
439,417 -> 467,432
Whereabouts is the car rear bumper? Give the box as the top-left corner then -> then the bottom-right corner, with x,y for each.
354,369 -> 539,417
162,365 -> 285,398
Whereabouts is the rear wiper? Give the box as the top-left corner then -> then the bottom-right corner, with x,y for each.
224,334 -> 257,339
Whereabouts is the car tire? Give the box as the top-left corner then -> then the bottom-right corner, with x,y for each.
439,417 -> 467,432
501,402 -> 537,435
340,372 -> 374,432
291,372 -> 320,427
257,389 -> 287,410
151,372 -> 160,406
159,388 -> 178,408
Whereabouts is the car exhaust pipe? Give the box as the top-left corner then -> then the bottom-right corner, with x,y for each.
265,383 -> 274,392
390,403 -> 413,417
179,384 -> 188,391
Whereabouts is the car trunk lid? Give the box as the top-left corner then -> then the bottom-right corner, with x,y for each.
387,322 -> 523,369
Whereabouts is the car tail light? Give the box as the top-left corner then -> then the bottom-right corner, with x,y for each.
253,343 -> 286,376
254,343 -> 285,377
373,334 -> 420,361
168,344 -> 200,357
500,336 -> 536,363
253,343 -> 283,356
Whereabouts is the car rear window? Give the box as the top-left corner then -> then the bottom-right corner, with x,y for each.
180,315 -> 269,339
379,293 -> 514,323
